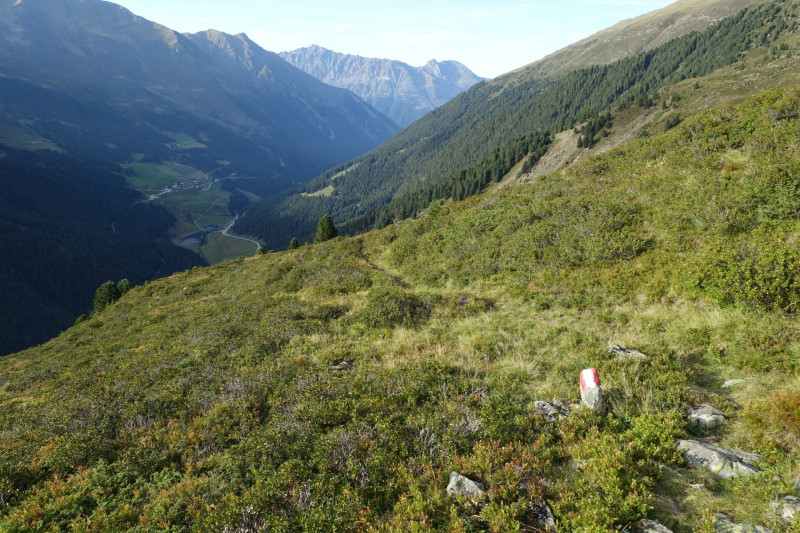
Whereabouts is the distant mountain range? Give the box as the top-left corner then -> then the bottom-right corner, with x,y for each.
0,0 -> 399,355
280,45 -> 486,128
0,0 -> 398,180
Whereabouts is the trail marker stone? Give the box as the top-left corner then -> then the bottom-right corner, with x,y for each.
580,368 -> 603,411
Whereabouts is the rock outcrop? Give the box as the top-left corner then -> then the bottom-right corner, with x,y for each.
607,344 -> 649,361
527,499 -> 558,531
713,513 -> 772,533
626,519 -> 674,533
688,404 -> 727,429
677,440 -> 761,478
535,400 -> 570,422
770,495 -> 800,523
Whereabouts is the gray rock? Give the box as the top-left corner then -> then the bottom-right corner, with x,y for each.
625,519 -> 674,533
688,403 -> 726,429
770,495 -> 800,522
690,483 -> 708,490
713,513 -> 773,532
607,344 -> 649,361
535,400 -> 570,422
446,471 -> 486,502
792,477 -> 800,492
329,360 -> 352,372
721,379 -> 749,388
528,500 -> 557,531
677,440 -> 762,478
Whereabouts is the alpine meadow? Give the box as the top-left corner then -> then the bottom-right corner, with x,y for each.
1,0 -> 800,532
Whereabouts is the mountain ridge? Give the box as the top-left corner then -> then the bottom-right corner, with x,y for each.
0,0 -> 398,178
504,0 -> 763,82
280,45 -> 486,128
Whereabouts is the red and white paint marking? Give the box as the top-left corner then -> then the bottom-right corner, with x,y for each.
580,368 -> 601,391
580,368 -> 603,411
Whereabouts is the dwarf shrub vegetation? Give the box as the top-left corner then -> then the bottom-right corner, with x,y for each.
1,90 -> 799,531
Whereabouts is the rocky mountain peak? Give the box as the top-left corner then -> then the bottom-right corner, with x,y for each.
280,45 -> 485,127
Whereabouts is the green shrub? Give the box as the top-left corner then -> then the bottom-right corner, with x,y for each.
354,286 -> 437,329
556,413 -> 682,531
697,235 -> 800,313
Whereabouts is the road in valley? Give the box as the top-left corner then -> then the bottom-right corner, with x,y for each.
220,216 -> 261,251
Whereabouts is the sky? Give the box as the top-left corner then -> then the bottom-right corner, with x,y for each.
119,0 -> 677,78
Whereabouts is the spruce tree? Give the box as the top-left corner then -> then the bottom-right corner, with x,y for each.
93,281 -> 120,314
117,279 -> 132,296
288,237 -> 300,249
314,215 -> 337,243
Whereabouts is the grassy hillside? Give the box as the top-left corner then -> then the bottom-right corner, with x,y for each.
235,0 -> 797,250
1,86 -> 798,531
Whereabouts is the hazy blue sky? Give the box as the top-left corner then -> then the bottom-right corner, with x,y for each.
120,0 -> 676,78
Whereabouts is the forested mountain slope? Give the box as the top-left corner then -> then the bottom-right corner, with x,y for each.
280,45 -> 485,128
0,149 -> 205,356
1,86 -> 798,532
0,0 -> 398,354
236,0 -> 797,250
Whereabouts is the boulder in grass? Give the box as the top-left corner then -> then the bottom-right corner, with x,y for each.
677,440 -> 761,478
446,471 -> 486,502
527,499 -> 557,531
722,379 -> 749,388
770,495 -> 800,523
713,513 -> 773,533
329,360 -> 352,372
535,400 -> 570,422
688,404 -> 726,429
607,344 -> 649,361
